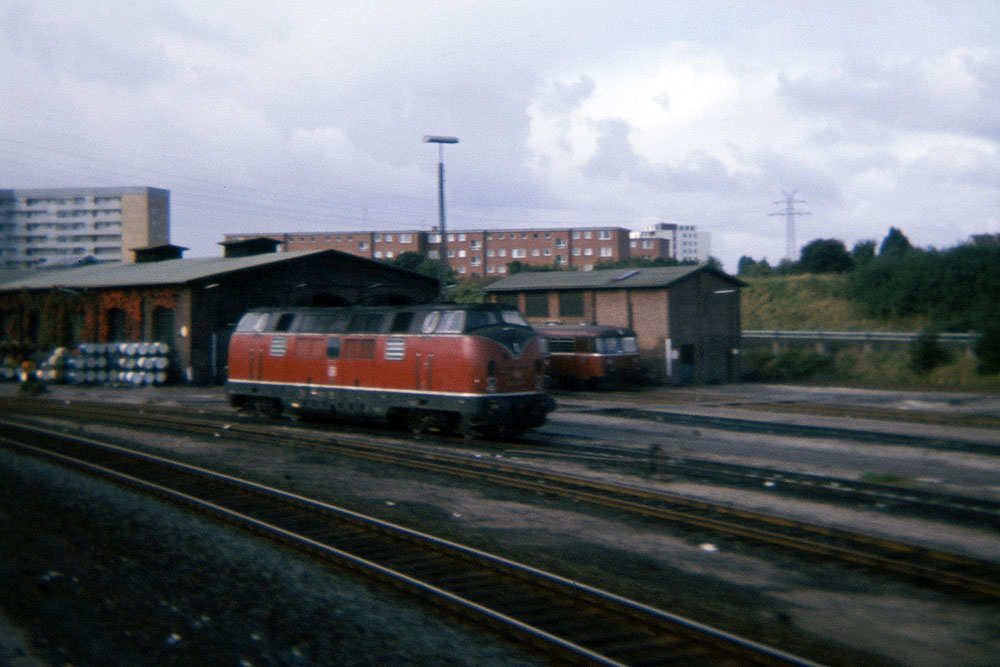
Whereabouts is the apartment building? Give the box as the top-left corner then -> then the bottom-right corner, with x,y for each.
630,223 -> 711,264
224,224 -> 687,277
0,187 -> 169,269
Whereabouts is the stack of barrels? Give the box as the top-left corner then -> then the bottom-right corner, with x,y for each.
64,342 -> 173,385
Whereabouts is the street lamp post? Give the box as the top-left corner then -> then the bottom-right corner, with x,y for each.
423,135 -> 459,300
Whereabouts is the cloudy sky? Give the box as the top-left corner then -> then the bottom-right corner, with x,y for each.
2,1 -> 998,272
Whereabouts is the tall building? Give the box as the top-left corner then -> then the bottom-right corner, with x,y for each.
0,187 -> 169,269
630,223 -> 711,264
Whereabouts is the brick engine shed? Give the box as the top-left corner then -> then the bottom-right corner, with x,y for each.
0,243 -> 438,384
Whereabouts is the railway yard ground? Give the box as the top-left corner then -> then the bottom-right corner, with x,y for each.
1,381 -> 998,665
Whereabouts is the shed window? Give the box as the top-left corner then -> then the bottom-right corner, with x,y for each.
524,293 -> 549,318
558,292 -> 584,318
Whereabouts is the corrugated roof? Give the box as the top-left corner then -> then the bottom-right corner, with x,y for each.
484,265 -> 743,292
0,250 -> 363,290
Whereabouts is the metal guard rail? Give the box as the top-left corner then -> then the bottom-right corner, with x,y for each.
742,330 -> 981,344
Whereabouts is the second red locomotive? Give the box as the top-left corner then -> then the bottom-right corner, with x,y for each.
536,325 -> 640,387
227,303 -> 554,437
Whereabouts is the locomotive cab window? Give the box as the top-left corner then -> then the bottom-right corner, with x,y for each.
500,308 -> 530,327
464,309 -> 500,331
326,337 -> 341,359
235,312 -> 268,332
437,310 -> 466,334
420,311 -> 440,333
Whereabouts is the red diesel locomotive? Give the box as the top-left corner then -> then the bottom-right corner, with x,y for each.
536,325 -> 640,387
227,303 -> 555,437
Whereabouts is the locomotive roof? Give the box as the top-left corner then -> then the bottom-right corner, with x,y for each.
535,324 -> 635,337
483,264 -> 744,292
245,302 -> 514,312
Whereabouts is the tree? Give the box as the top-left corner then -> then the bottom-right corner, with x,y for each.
389,252 -> 450,280
798,239 -> 853,273
851,240 -> 876,267
737,256 -> 773,277
879,227 -> 913,258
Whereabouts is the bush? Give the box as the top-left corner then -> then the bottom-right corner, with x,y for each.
909,330 -> 951,374
975,322 -> 1000,375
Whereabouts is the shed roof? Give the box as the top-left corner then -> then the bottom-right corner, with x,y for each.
0,250 -> 436,291
484,264 -> 744,292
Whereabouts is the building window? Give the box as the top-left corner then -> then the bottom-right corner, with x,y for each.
572,231 -> 580,240
374,250 -> 383,258
107,308 -> 127,341
486,249 -> 495,257
599,247 -> 613,257
598,230 -> 611,240
585,248 -> 593,256
153,307 -> 174,346
511,248 -> 525,258
458,249 -> 466,258
498,249 -> 507,257
374,234 -> 382,242
470,255 -> 481,266
359,241 -> 369,250
531,249 -> 540,257
543,248 -> 551,256
399,233 -> 412,243
470,240 -> 481,249
385,234 -> 393,242
556,255 -> 567,265
572,248 -> 581,256
585,231 -> 593,240
555,238 -> 566,248
498,265 -> 507,273
458,233 -> 466,242
524,293 -> 549,318
559,292 -> 584,318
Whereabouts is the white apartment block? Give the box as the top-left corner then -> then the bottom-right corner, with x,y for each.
630,222 -> 711,263
0,187 -> 169,269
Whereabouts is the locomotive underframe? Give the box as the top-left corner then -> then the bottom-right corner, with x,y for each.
227,380 -> 553,438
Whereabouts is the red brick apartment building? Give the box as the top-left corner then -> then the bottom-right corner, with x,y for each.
224,226 -> 646,277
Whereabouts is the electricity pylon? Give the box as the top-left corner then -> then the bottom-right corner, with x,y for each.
769,190 -> 810,261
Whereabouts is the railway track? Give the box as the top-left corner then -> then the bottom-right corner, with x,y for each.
578,406 -> 1000,456
3,396 -> 999,602
511,439 -> 1000,530
0,419 -> 815,666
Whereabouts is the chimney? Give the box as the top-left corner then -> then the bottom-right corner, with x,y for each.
131,244 -> 187,263
219,237 -> 281,258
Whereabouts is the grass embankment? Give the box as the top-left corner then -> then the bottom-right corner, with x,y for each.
740,274 -> 1000,391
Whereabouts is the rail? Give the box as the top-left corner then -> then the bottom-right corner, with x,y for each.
742,330 -> 981,345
